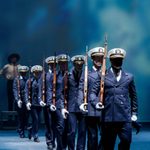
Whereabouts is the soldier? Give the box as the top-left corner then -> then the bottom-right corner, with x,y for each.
78,47 -> 105,150
61,55 -> 86,150
13,65 -> 29,138
90,48 -> 138,150
47,54 -> 70,150
38,56 -> 57,149
25,65 -> 45,142
0,53 -> 20,111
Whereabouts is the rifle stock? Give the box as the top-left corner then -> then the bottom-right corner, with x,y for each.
52,54 -> 57,106
64,57 -> 68,110
100,34 -> 107,104
42,59 -> 46,102
16,70 -> 21,101
83,46 -> 88,110
28,66 -> 32,103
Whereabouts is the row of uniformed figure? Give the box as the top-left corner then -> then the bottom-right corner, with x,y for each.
13,47 -> 138,150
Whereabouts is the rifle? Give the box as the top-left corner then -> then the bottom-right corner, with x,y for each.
100,34 -> 107,106
64,55 -> 68,110
83,46 -> 88,110
16,70 -> 21,102
52,54 -> 57,106
28,66 -> 32,103
42,59 -> 46,103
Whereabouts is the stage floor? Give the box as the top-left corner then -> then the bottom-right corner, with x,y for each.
0,129 -> 150,150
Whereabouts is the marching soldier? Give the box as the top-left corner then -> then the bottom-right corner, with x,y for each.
47,54 -> 70,150
38,56 -> 57,149
13,65 -> 29,138
78,47 -> 105,150
25,65 -> 44,142
61,55 -> 86,150
90,48 -> 138,150
0,53 -> 20,111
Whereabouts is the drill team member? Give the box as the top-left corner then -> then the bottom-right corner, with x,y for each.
39,56 -> 57,149
25,65 -> 44,142
78,47 -> 105,150
61,55 -> 86,150
47,54 -> 70,150
13,65 -> 29,138
90,48 -> 138,150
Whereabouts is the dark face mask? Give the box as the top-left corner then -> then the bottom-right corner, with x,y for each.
20,72 -> 27,77
58,62 -> 68,72
74,61 -> 84,72
49,63 -> 57,71
33,72 -> 42,79
110,58 -> 123,69
92,55 -> 103,68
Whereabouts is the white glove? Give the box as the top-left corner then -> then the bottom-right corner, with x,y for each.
50,105 -> 56,112
131,115 -> 137,121
61,108 -> 69,119
17,100 -> 22,108
40,101 -> 46,107
96,102 -> 104,110
79,103 -> 88,112
26,102 -> 31,110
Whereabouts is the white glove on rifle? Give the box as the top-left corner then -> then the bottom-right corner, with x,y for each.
17,100 -> 22,108
50,105 -> 56,112
40,101 -> 46,107
26,102 -> 31,110
79,103 -> 88,112
131,114 -> 137,122
61,108 -> 69,119
96,102 -> 104,110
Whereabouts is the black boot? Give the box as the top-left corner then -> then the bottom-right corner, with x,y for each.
27,126 -> 32,140
34,137 -> 40,143
47,144 -> 53,150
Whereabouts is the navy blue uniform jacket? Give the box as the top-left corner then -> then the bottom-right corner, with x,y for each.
90,68 -> 138,122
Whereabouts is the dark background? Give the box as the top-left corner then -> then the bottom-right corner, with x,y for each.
0,0 -> 150,121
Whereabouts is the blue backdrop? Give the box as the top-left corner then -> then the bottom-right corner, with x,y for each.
0,0 -> 150,121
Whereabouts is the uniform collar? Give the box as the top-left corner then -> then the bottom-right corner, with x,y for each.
110,67 -> 122,82
92,66 -> 101,72
92,66 -> 98,71
110,67 -> 122,75
49,69 -> 52,74
19,76 -> 23,79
